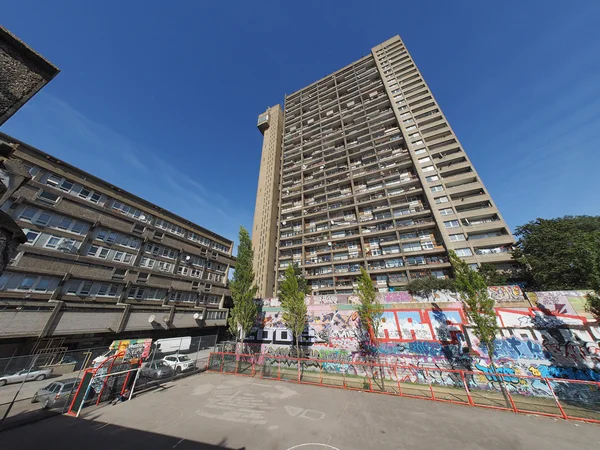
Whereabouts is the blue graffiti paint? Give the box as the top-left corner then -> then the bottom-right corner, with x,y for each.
475,363 -> 519,384
533,365 -> 600,382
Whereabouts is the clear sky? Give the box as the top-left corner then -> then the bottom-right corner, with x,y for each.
2,1 -> 599,247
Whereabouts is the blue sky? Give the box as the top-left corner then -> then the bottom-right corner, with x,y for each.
2,1 -> 600,247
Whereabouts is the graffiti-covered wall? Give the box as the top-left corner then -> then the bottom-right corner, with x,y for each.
247,288 -> 600,382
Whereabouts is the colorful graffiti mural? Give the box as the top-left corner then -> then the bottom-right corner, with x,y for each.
528,291 -> 593,318
247,288 -> 599,384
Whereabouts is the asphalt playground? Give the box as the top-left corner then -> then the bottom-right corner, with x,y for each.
1,371 -> 599,450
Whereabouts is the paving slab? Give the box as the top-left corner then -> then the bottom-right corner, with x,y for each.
1,372 -> 599,450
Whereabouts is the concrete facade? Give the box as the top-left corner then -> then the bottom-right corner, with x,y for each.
252,105 -> 284,298
253,35 -> 515,295
0,132 -> 234,355
0,25 -> 59,126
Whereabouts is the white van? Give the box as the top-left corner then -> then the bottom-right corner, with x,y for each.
155,336 -> 191,354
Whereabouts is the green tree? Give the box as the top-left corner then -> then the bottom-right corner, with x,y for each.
586,292 -> 600,321
279,265 -> 308,357
292,263 -> 310,295
355,267 -> 384,351
512,216 -> 600,290
477,263 -> 508,286
228,226 -> 258,348
407,275 -> 454,300
449,250 -> 511,406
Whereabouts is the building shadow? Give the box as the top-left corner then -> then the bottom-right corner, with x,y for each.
0,413 -> 244,450
429,303 -> 473,388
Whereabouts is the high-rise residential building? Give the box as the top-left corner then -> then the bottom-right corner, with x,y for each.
253,35 -> 515,297
0,132 -> 234,355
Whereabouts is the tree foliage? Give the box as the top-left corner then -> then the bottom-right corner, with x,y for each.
512,216 -> 600,290
586,293 -> 600,322
292,263 -> 310,295
228,226 -> 258,344
407,275 -> 454,299
449,251 -> 498,355
278,265 -> 308,357
355,267 -> 384,348
477,263 -> 508,286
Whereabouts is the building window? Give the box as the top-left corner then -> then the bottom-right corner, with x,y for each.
157,261 -> 173,273
79,281 -> 93,296
88,245 -> 109,259
71,222 -> 85,234
430,185 -> 444,193
449,233 -> 466,242
422,240 -> 435,250
414,148 -> 427,155
439,208 -> 454,216
57,218 -> 72,231
33,211 -> 52,226
44,236 -> 62,249
455,248 -> 473,257
112,269 -> 127,281
444,220 -> 460,228
97,284 -> 110,296
435,196 -> 448,204
140,257 -> 155,269
46,174 -> 74,192
17,276 -> 36,290
19,208 -> 37,221
37,191 -> 60,204
425,175 -> 439,182
402,241 -> 422,252
23,229 -> 40,244
418,157 -> 431,164
33,278 -> 51,292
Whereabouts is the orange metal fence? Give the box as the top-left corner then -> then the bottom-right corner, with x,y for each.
207,352 -> 600,424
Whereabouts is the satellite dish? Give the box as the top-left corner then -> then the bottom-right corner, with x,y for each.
185,255 -> 191,261
282,221 -> 287,225
163,315 -> 170,323
193,312 -> 203,320
330,220 -> 335,225
327,242 -> 332,246
148,315 -> 156,323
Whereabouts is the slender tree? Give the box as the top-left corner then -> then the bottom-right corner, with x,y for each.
228,226 -> 258,350
279,265 -> 308,357
292,263 -> 311,295
355,267 -> 384,388
356,267 -> 384,352
477,263 -> 508,286
449,250 -> 510,406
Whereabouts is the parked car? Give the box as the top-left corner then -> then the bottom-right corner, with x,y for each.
0,367 -> 53,386
162,355 -> 196,374
140,361 -> 175,380
32,378 -> 80,409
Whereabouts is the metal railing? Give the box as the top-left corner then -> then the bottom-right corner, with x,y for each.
207,352 -> 600,424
